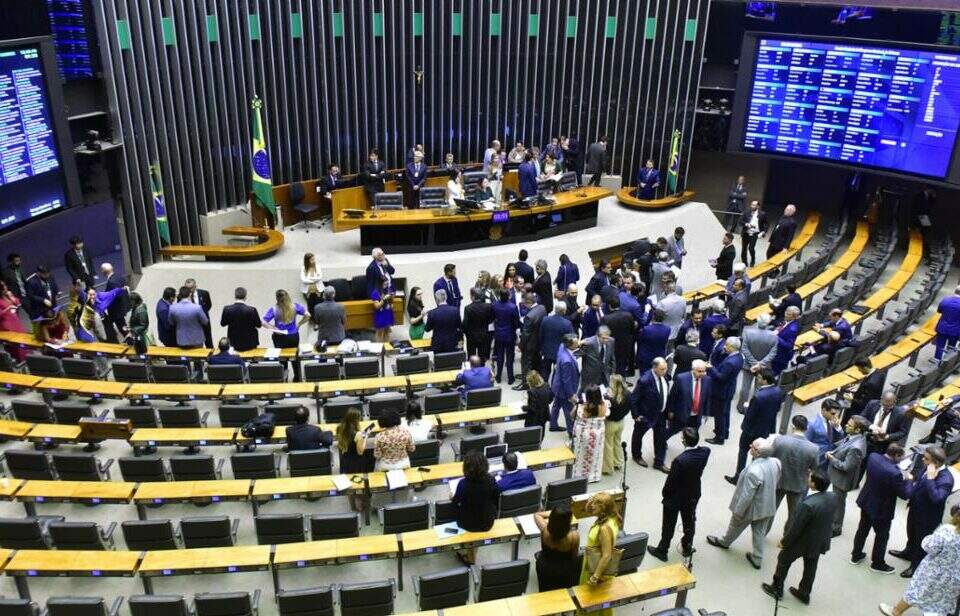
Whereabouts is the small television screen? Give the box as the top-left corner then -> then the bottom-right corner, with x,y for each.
833,7 -> 874,25
746,2 -> 776,21
491,210 -> 509,224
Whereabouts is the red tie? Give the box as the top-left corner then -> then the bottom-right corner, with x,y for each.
692,378 -> 701,415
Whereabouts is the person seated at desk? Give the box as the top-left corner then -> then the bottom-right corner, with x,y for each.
287,406 -> 334,451
318,163 -> 341,200
496,451 -> 536,491
403,402 -> 433,442
533,503 -> 580,591
806,308 -> 853,362
519,152 -> 539,199
439,152 -> 459,173
406,150 -> 428,208
209,337 -> 245,366
636,159 -> 661,200
771,285 -> 802,327
456,355 -> 494,396
452,450 -> 500,565
446,169 -> 465,207
919,395 -> 960,445
360,149 -> 387,203
470,178 -> 495,204
539,153 -> 564,192
507,142 -> 526,163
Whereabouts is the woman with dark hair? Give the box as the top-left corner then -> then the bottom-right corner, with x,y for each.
373,409 -> 414,471
523,370 -> 554,440
0,281 -> 27,361
403,402 -> 432,441
572,386 -> 608,483
371,275 -> 394,343
534,503 -> 580,590
407,286 -> 425,340
452,450 -> 500,564
446,169 -> 465,207
337,408 -> 369,511
126,291 -> 152,346
555,254 -> 580,291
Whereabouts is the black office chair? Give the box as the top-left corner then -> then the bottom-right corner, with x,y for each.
373,192 -> 404,211
51,401 -> 96,424
25,353 -> 64,377
302,361 -> 340,382
617,531 -> 650,574
380,501 -> 430,533
0,598 -> 38,616
180,516 -> 238,548
412,566 -> 471,610
433,351 -> 466,371
2,450 -> 54,479
394,354 -> 430,375
343,357 -> 380,378
289,182 -> 320,232
218,404 -> 260,428
327,278 -> 351,303
498,485 -> 542,517
322,396 -> 361,423
169,455 -> 223,481
119,456 -> 167,482
0,516 -> 62,549
12,400 -> 53,423
51,453 -> 113,481
127,595 -> 191,616
266,403 -> 303,426
113,405 -> 159,428
158,405 -> 209,429
423,391 -> 461,414
367,392 -> 405,419
48,521 -> 116,550
409,439 -> 441,467
338,579 -> 395,616
288,449 -> 332,476
111,360 -> 151,383
349,275 -> 369,301
45,597 -> 123,616
465,386 -> 501,409
433,499 -> 457,525
452,433 -> 499,460
472,559 -> 530,601
418,186 -> 447,208
208,364 -> 245,384
249,362 -> 286,383
543,477 -> 588,510
231,451 -> 279,479
121,519 -> 180,550
62,357 -> 108,380
504,426 -> 542,452
254,513 -> 306,545
152,364 -> 193,384
276,586 -> 334,616
309,512 -> 360,540
194,591 -> 260,616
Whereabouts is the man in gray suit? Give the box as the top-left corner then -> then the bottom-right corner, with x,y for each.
650,252 -> 671,300
738,313 -> 778,412
313,286 -> 346,345
584,136 -> 608,186
655,281 -> 686,340
708,438 -> 781,569
825,415 -> 869,537
579,325 -> 615,390
726,278 -> 749,334
772,415 -> 820,530
168,286 -> 209,348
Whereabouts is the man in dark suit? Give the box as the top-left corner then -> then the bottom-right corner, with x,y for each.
424,289 -> 462,353
365,248 -> 396,296
184,278 -> 213,348
581,293 -> 605,339
631,358 -> 672,471
584,260 -> 611,305
673,329 -> 707,376
729,368 -> 782,481
762,471 -> 837,605
539,303 -> 574,382
842,359 -> 886,424
706,336 -> 744,445
636,310 -> 672,376
771,306 -> 801,375
496,452 -> 536,491
24,265 -> 59,320
64,235 -> 95,289
317,163 -> 341,200
713,232 -> 735,281
862,391 -> 910,459
890,446 -> 954,576
584,136 -> 608,186
533,259 -> 554,314
515,249 -> 535,286
579,326 -> 615,390
647,427 -> 711,561
432,263 -> 462,308
518,152 -> 539,198
852,444 -> 909,573
209,337 -> 246,366
602,295 -> 636,379
360,150 -> 387,203
727,176 -> 747,231
515,292 -> 547,391
219,287 -> 261,352
562,284 -> 581,333
155,287 -> 176,347
100,263 -> 128,343
740,200 -> 768,266
549,334 -> 580,436
462,287 -> 494,364
286,407 -> 333,451
2,253 -> 27,302
766,204 -> 798,259
313,286 -> 346,346
405,151 -> 427,208
665,361 -> 712,438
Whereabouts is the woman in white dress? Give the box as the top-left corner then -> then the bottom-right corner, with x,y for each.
446,170 -> 465,207
487,157 -> 504,203
572,386 -> 608,483
300,253 -> 323,299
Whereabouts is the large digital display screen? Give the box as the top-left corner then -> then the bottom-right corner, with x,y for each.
729,34 -> 960,184
0,43 -> 68,232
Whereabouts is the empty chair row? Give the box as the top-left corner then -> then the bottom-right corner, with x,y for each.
0,592 -> 260,616
2,450 -> 113,481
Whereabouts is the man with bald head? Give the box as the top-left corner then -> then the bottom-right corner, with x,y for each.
861,390 -> 910,462
767,204 -> 798,258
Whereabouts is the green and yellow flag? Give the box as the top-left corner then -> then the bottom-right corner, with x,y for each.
667,129 -> 681,195
149,163 -> 170,245
250,95 -> 277,220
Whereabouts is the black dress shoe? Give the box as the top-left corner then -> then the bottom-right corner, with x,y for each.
831,530 -> 842,538
788,587 -> 810,605
900,566 -> 915,578
680,546 -> 696,558
653,464 -> 670,474
634,457 -> 649,468
511,384 -> 527,391
646,545 -> 668,562
888,549 -> 909,560
746,553 -> 761,570
724,475 -> 738,485
761,583 -> 783,600
706,535 -> 727,549
705,437 -> 725,445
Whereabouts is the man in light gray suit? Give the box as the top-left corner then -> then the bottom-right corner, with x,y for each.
650,253 -> 671,300
168,286 -> 209,348
313,286 -> 346,345
738,312 -> 779,412
655,281 -> 686,340
579,325 -> 616,390
825,415 -> 869,537
772,415 -> 820,530
708,438 -> 781,569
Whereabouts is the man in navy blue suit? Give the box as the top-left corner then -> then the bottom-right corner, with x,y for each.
631,357 -> 672,471
432,263 -> 462,308
810,308 -> 853,362
539,303 -> 574,383
636,310 -> 672,378
706,337 -> 744,445
496,452 -> 536,491
405,150 -> 428,208
425,289 -> 462,353
209,338 -> 246,367
771,306 -> 801,375
365,248 -> 396,296
890,446 -> 954,577
515,249 -> 536,286
698,301 -> 729,356
665,361 -> 712,439
934,286 -> 960,360
647,427 -> 711,561
851,444 -> 909,573
549,334 -> 580,436
635,159 -> 660,200
728,368 -> 782,482
155,286 -> 176,347
806,399 -> 844,470
580,293 -> 605,339
518,152 -> 539,198
24,265 -> 59,320
455,355 -> 494,398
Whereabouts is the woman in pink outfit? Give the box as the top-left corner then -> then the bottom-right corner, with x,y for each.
0,281 -> 28,362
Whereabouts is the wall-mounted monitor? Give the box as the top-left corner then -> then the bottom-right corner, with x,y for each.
728,33 -> 960,185
746,2 -> 777,22
0,37 -> 80,233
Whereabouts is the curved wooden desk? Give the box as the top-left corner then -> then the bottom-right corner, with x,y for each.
616,189 -> 695,210
159,226 -> 284,260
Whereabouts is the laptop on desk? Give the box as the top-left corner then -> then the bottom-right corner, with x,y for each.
485,443 -> 508,474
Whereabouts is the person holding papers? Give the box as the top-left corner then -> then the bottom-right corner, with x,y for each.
496,452 -> 536,491
452,450 -> 500,565
262,289 -> 310,381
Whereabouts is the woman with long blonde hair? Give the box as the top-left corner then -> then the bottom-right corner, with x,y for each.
602,374 -> 630,474
336,408 -> 369,511
300,253 -> 323,298
262,289 -> 310,380
577,492 -> 622,615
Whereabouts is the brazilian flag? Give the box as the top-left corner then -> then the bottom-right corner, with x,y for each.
667,129 -> 681,195
250,96 -> 277,220
149,163 -> 170,245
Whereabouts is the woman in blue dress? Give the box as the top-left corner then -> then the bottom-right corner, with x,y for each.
371,274 -> 394,342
